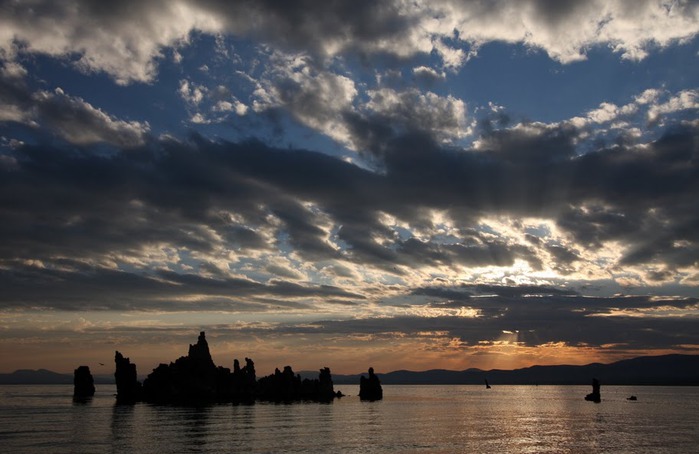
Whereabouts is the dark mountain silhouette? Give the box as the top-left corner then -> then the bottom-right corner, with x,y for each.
0,369 -> 74,384
3,354 -> 698,385
0,369 -> 114,385
330,354 -> 699,385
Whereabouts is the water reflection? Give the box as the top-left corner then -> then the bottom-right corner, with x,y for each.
111,403 -> 135,453
181,406 -> 213,449
150,404 -> 214,452
228,403 -> 257,451
10,384 -> 694,453
72,395 -> 93,405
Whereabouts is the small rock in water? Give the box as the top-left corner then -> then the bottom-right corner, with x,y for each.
359,367 -> 383,401
73,365 -> 95,399
584,378 -> 601,403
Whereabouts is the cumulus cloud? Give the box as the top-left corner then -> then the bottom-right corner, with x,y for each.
179,79 -> 207,106
253,53 -> 358,146
213,100 -> 248,116
1,111 -> 698,311
303,292 -> 699,350
430,0 -> 699,63
0,1 -> 224,84
2,0 -> 699,374
2,0 -> 696,86
33,88 -> 150,146
647,89 -> 699,123
0,60 -> 32,123
365,88 -> 469,142
412,66 -> 447,86
0,62 -> 150,146
563,88 -> 698,147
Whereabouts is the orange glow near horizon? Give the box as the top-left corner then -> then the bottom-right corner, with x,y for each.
2,331 -> 696,376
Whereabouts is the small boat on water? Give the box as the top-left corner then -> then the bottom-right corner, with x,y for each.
485,378 -> 491,389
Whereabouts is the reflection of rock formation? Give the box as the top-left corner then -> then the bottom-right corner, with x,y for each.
359,367 -> 383,401
73,365 -> 95,398
584,378 -> 601,403
112,331 -> 341,404
115,352 -> 142,403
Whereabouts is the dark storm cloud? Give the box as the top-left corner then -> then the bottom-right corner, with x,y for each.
0,61 -> 31,110
0,62 -> 148,146
1,114 -> 699,309
475,122 -> 578,164
412,284 -> 579,300
279,293 -> 699,351
530,0 -> 592,23
0,261 -> 363,311
198,0 -> 418,59
562,125 -> 699,267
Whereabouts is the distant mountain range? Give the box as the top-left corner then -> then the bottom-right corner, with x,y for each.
2,354 -> 698,385
331,354 -> 699,385
0,369 -> 115,385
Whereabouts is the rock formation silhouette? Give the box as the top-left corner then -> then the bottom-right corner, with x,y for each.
257,365 -> 340,402
142,331 -> 222,403
584,377 -> 601,403
227,357 -> 257,402
359,367 -> 383,401
73,365 -> 95,399
112,331 -> 341,404
114,351 -> 142,403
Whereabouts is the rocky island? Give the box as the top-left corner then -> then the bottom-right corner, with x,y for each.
114,331 -> 344,404
72,365 -> 95,400
584,377 -> 602,403
359,367 -> 383,401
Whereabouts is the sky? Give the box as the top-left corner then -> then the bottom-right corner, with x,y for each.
1,0 -> 698,376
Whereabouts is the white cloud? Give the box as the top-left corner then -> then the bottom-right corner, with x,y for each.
648,89 -> 699,123
412,66 -> 446,81
635,88 -> 662,105
0,103 -> 28,123
427,0 -> 699,64
178,79 -> 207,106
432,39 -> 468,70
1,1 -> 695,87
566,87 -> 696,132
0,61 -> 27,79
233,101 -> 248,116
213,101 -> 234,112
213,99 -> 248,116
365,88 -> 469,141
189,112 -> 210,124
255,53 -> 358,146
0,1 -> 225,85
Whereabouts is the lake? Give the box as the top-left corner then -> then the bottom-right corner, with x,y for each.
1,384 -> 697,453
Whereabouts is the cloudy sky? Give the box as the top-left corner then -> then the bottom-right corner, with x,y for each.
1,0 -> 698,376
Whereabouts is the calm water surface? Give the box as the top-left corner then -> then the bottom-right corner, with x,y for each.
1,384 -> 697,453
